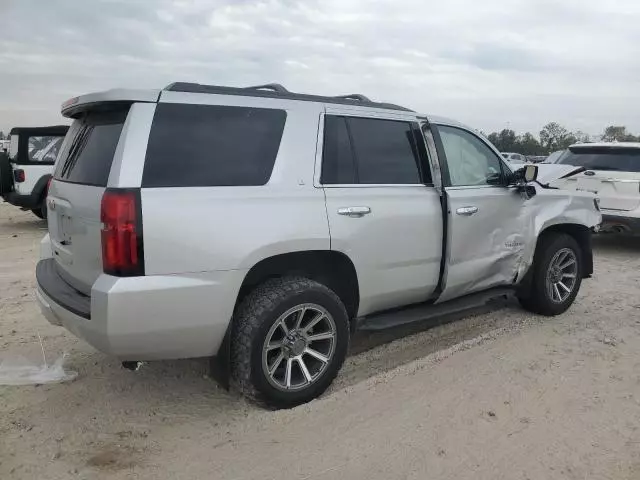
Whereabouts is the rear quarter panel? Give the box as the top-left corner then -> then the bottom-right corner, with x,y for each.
13,163 -> 53,196
141,95 -> 329,275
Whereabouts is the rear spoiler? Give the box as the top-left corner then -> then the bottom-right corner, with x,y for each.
61,89 -> 161,118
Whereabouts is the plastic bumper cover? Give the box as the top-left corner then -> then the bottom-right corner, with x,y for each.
35,259 -> 245,360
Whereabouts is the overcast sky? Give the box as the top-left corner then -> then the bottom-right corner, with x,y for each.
1,0 -> 639,136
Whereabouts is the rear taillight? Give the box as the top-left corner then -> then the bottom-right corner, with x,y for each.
100,189 -> 144,277
14,169 -> 25,183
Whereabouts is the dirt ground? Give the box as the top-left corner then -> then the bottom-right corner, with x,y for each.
1,201 -> 639,480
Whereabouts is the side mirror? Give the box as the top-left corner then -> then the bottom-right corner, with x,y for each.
523,164 -> 538,183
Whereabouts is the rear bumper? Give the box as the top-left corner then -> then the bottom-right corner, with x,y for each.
601,210 -> 640,234
35,258 -> 246,361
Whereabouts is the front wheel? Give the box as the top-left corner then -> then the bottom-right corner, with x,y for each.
231,276 -> 349,408
518,233 -> 583,316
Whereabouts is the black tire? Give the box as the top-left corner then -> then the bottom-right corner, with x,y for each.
231,276 -> 349,408
518,233 -> 583,316
31,203 -> 46,220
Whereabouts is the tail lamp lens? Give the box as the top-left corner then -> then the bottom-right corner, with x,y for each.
100,189 -> 144,276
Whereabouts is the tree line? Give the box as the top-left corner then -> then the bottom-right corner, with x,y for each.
484,124 -> 640,156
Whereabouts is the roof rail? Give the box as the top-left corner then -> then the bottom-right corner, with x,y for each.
163,82 -> 413,112
245,83 -> 289,93
334,94 -> 371,102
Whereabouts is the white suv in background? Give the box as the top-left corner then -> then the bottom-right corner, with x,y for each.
551,143 -> 640,234
0,126 -> 68,219
501,152 -> 527,164
36,83 -> 600,407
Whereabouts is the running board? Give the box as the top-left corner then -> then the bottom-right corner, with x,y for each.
356,287 -> 514,332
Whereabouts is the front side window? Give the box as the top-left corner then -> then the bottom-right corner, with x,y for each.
321,115 -> 429,185
8,135 -> 19,160
437,125 -> 504,186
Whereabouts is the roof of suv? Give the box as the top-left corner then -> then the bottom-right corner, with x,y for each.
9,125 -> 69,136
165,82 -> 413,112
61,82 -> 414,118
570,142 -> 640,150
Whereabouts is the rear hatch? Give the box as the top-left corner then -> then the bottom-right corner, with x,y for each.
48,107 -> 130,294
552,145 -> 640,211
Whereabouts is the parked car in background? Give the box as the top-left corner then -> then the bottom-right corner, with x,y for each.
527,156 -> 547,164
550,142 -> 640,234
36,83 -> 600,408
0,125 -> 69,219
501,152 -> 526,164
0,139 -> 9,153
544,150 -> 565,164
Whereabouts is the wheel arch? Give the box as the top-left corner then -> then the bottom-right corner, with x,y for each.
237,250 -> 360,321
211,250 -> 360,390
32,173 -> 52,204
537,223 -> 593,279
518,222 -> 593,298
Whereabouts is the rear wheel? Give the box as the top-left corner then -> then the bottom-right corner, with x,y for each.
518,233 -> 582,316
231,276 -> 349,408
31,203 -> 47,220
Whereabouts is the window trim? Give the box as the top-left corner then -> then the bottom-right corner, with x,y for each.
431,124 -> 511,188
319,113 -> 435,187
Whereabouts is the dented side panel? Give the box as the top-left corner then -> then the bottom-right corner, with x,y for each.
515,188 -> 601,281
439,184 -> 600,303
437,186 -> 531,303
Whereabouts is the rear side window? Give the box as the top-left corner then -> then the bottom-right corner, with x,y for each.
28,136 -> 64,163
321,116 -> 356,184
322,115 -> 428,185
55,109 -> 129,186
142,103 -> 286,187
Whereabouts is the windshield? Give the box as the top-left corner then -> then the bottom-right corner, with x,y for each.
557,148 -> 640,172
545,150 -> 564,163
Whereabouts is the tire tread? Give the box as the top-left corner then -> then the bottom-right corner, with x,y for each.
230,276 -> 348,407
518,233 -> 582,316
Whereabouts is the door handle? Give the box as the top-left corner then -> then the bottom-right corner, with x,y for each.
456,206 -> 478,216
337,206 -> 371,217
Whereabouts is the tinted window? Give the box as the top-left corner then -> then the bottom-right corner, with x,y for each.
55,109 -> 129,186
8,135 -> 19,160
348,117 -> 422,184
437,126 -> 504,186
558,148 -> 640,172
143,104 -> 286,187
321,116 -> 356,184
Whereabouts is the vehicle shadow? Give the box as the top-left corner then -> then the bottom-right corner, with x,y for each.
593,234 -> 640,254
4,218 -> 48,231
0,207 -> 47,235
45,299 -> 513,425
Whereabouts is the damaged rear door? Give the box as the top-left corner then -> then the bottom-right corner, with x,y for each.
431,124 -> 529,303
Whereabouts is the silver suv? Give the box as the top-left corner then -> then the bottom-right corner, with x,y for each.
36,83 -> 601,407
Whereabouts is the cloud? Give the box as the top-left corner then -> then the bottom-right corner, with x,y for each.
1,0 -> 639,136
